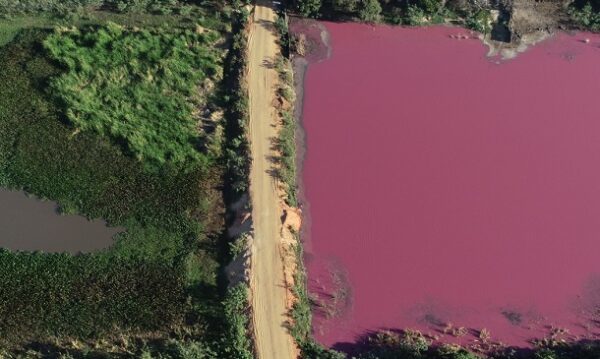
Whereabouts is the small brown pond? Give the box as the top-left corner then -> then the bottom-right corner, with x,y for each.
0,189 -> 122,253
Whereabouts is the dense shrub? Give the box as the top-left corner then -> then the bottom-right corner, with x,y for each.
464,9 -> 492,33
0,250 -> 186,341
44,23 -> 221,169
222,9 -> 251,199
357,330 -> 430,359
300,340 -> 346,359
222,284 -> 254,359
358,0 -> 382,22
273,54 -> 298,206
298,0 -> 323,17
569,2 -> 600,31
405,4 -> 426,25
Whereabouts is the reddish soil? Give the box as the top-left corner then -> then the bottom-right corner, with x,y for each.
300,22 -> 600,350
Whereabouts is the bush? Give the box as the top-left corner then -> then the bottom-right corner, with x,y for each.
223,11 -> 251,199
297,0 -> 322,18
418,0 -> 442,14
465,9 -> 492,33
358,0 -> 381,22
300,340 -> 346,359
569,2 -> 600,31
405,4 -> 426,25
222,284 -> 254,359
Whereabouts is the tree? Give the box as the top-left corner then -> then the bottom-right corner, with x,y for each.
418,0 -> 441,14
297,0 -> 322,17
358,0 -> 381,22
300,340 -> 346,359
333,0 -> 360,14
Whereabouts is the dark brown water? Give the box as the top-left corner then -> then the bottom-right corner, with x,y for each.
0,189 -> 121,253
301,23 -> 600,349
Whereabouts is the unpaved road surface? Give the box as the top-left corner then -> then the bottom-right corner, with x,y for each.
248,4 -> 296,359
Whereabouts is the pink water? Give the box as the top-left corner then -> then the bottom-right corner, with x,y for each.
301,23 -> 600,350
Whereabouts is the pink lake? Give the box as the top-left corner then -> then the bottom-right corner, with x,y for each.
301,23 -> 600,350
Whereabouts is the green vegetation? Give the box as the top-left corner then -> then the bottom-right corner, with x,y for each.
289,240 -> 311,342
358,0 -> 382,22
0,0 -> 202,16
294,0 -> 597,33
0,250 -> 186,341
464,9 -> 492,34
104,0 -> 191,14
0,0 -> 245,353
274,56 -> 298,206
301,340 -> 347,359
223,8 -> 251,199
274,11 -> 298,206
294,0 -> 498,32
219,8 -> 255,359
569,1 -> 600,31
0,0 -> 100,16
404,4 -> 427,25
290,238 -> 345,359
298,328 -> 600,359
295,0 -> 456,25
222,284 -> 254,359
44,23 -> 221,168
298,0 -> 323,18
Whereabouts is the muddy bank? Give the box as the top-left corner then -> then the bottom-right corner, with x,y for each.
0,189 -> 122,253
289,17 -> 331,256
295,19 -> 600,352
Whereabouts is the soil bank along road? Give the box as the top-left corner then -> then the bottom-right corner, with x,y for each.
247,4 -> 296,359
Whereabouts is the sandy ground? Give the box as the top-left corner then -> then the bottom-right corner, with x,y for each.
247,4 -> 297,359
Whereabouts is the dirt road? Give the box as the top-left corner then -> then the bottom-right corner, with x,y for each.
247,4 -> 296,359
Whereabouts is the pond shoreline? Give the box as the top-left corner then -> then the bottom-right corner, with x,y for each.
0,188 -> 122,253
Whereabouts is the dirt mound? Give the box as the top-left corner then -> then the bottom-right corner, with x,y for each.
482,0 -> 573,58
510,0 -> 570,39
